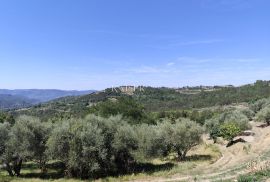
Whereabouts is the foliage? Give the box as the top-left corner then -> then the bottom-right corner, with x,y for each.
6,116 -> 51,174
0,112 -> 15,125
205,117 -> 221,143
0,122 -> 11,166
239,108 -> 255,121
157,119 -> 203,160
0,94 -> 35,110
255,106 -> 270,125
238,169 -> 270,182
219,110 -> 251,131
89,97 -> 153,124
12,80 -> 270,122
133,124 -> 159,160
47,115 -> 138,178
219,122 -> 241,141
250,98 -> 270,113
205,110 -> 250,142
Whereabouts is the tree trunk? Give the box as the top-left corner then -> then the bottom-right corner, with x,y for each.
5,163 -> 14,176
13,157 -> 22,176
177,150 -> 187,161
39,160 -> 47,174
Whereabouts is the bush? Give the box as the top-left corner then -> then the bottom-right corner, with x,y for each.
89,97 -> 154,124
47,115 -> 139,178
205,110 -> 251,142
0,122 -> 13,176
239,108 -> 255,121
0,112 -> 15,125
157,118 -> 203,160
7,116 -> 51,173
219,122 -> 241,141
255,106 -> 270,125
219,110 -> 251,131
112,124 -> 138,172
250,98 -> 270,113
0,116 -> 51,176
133,124 -> 158,161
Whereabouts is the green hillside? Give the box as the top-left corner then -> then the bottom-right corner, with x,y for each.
0,89 -> 95,110
11,80 -> 270,121
0,94 -> 36,110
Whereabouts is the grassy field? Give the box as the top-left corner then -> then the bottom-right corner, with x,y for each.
237,169 -> 270,182
0,144 -> 221,182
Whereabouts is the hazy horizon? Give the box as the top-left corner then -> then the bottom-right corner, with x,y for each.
1,0 -> 269,90
0,80 -> 265,91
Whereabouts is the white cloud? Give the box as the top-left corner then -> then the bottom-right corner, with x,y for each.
148,39 -> 224,49
167,62 -> 175,66
170,39 -> 224,46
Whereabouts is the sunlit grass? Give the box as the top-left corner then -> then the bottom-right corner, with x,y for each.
0,143 -> 221,182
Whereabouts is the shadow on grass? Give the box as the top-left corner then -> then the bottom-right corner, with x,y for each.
18,161 -> 175,179
13,154 -> 209,180
129,162 -> 175,175
257,123 -> 269,128
183,154 -> 213,162
20,161 -> 65,179
226,138 -> 246,147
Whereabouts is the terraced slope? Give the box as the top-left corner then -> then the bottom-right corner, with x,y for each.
134,121 -> 270,182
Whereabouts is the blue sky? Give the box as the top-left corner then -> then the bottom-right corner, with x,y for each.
0,0 -> 269,90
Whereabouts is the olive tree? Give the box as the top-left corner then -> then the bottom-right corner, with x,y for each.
255,106 -> 270,125
239,108 -> 255,121
158,119 -> 203,160
0,122 -> 14,176
219,122 -> 241,141
250,98 -> 270,113
204,117 -> 220,143
133,124 -> 159,160
7,116 -> 51,173
112,124 -> 138,172
47,115 -> 139,178
205,110 -> 250,142
47,117 -> 109,178
219,110 -> 251,131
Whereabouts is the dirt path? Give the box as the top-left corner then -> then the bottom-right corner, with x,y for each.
132,121 -> 270,182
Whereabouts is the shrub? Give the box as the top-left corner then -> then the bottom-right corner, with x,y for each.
255,106 -> 270,125
0,122 -> 13,176
89,97 -> 154,124
0,112 -> 15,125
239,108 -> 255,121
133,124 -> 158,161
205,110 -> 250,142
219,110 -> 251,131
47,115 -> 139,178
157,119 -> 203,160
7,116 -> 51,173
219,122 -> 241,141
250,98 -> 270,113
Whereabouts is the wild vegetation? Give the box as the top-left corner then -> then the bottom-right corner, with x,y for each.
0,113 -> 204,179
10,80 -> 270,122
0,90 -> 95,110
2,81 -> 270,181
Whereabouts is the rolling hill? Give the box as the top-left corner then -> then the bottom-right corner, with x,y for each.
11,80 -> 270,121
0,94 -> 36,110
0,89 -> 96,110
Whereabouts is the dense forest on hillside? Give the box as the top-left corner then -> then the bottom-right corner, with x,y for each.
0,94 -> 36,110
10,80 -> 270,122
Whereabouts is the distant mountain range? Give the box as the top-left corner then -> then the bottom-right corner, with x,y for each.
0,89 -> 96,110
